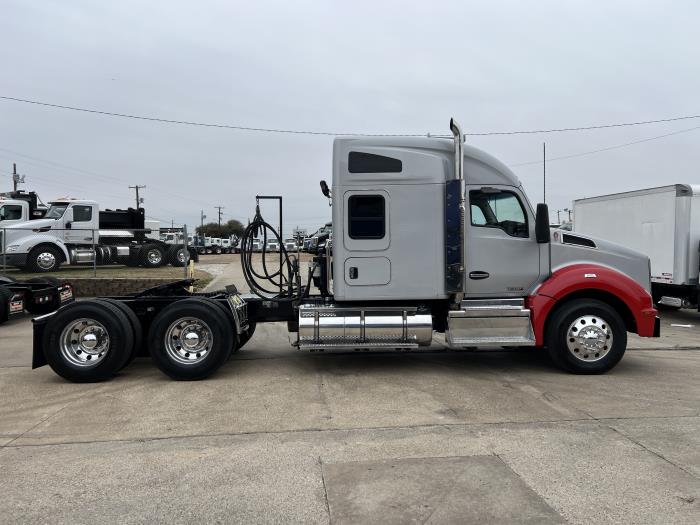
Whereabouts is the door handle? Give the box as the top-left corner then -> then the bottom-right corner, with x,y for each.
469,271 -> 490,280
349,267 -> 358,279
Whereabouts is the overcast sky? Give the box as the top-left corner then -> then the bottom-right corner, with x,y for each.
1,0 -> 699,233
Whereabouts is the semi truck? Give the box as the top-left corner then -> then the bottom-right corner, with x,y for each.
0,199 -> 196,272
0,191 -> 48,227
573,184 -> 700,309
31,119 -> 659,383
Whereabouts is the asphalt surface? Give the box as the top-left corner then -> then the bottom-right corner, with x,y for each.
0,257 -> 698,523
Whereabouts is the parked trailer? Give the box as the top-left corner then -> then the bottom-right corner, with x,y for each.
0,275 -> 74,325
573,184 -> 700,309
32,119 -> 659,382
0,200 -> 197,272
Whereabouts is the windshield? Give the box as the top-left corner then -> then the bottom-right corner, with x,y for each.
45,203 -> 68,219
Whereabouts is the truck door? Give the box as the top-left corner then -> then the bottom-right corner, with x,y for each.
0,203 -> 26,227
465,186 -> 542,297
343,191 -> 391,287
64,204 -> 97,245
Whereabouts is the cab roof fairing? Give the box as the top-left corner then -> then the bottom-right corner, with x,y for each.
332,137 -> 522,188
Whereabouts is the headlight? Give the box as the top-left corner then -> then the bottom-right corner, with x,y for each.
7,244 -> 19,252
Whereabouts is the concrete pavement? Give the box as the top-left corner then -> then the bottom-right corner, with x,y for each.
1,314 -> 699,523
0,255 -> 698,523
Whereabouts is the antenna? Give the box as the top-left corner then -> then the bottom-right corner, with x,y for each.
542,142 -> 546,204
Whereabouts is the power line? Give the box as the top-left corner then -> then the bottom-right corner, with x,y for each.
509,125 -> 700,168
2,94 -> 700,137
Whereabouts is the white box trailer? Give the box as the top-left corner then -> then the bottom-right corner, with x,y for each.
573,184 -> 700,308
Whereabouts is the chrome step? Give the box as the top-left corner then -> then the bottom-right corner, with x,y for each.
457,298 -> 530,318
447,299 -> 535,348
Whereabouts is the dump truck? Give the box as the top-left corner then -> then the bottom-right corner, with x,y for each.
0,191 -> 48,227
31,119 -> 659,382
573,184 -> 700,309
0,199 -> 197,272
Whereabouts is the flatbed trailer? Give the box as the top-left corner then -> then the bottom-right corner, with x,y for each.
30,119 -> 659,382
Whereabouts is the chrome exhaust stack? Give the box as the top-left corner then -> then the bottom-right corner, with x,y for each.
448,118 -> 466,300
450,118 -> 464,183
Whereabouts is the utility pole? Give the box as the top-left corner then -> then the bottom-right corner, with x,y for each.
215,206 -> 224,227
199,210 -> 206,241
556,209 -> 561,223
12,163 -> 25,192
129,185 -> 146,209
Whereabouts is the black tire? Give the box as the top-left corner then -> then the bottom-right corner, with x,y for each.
42,300 -> 134,382
168,245 -> 188,267
140,243 -> 166,268
26,245 -> 62,272
0,286 -> 11,324
545,299 -> 627,374
96,299 -> 143,369
147,298 -> 234,380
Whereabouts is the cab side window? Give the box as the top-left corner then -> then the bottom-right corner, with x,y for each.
469,190 -> 528,238
0,204 -> 22,220
72,205 -> 93,222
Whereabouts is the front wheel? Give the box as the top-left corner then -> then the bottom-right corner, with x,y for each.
545,299 -> 627,374
26,245 -> 62,272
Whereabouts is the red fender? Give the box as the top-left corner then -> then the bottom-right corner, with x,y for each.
527,264 -> 658,345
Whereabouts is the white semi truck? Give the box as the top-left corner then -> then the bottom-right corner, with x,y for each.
1,199 -> 196,272
32,119 -> 659,383
0,191 -> 48,227
573,184 -> 700,309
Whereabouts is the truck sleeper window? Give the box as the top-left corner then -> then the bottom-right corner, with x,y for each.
470,190 -> 528,238
348,195 -> 385,239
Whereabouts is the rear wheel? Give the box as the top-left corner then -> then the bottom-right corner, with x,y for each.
168,245 -> 188,267
148,298 -> 234,380
96,298 -> 143,369
140,244 -> 166,268
42,300 -> 133,382
26,245 -> 62,272
545,299 -> 627,374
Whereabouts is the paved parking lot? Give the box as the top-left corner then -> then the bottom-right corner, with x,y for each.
1,259 -> 699,523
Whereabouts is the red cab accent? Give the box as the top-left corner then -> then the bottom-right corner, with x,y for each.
527,264 -> 658,345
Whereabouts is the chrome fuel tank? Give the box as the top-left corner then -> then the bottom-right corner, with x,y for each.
297,304 -> 432,349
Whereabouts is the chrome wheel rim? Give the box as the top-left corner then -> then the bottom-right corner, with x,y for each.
60,318 -> 110,367
147,249 -> 162,264
176,249 -> 187,263
164,317 -> 213,365
37,252 -> 56,270
566,314 -> 613,362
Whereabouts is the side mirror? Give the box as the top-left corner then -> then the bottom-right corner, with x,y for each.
320,180 -> 331,198
535,203 -> 550,244
64,208 -> 74,229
